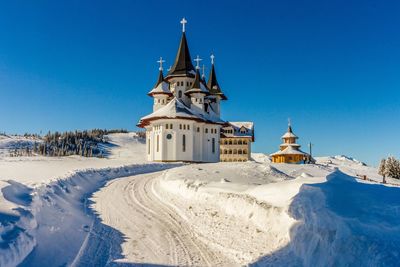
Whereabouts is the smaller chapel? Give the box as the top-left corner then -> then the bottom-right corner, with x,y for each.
270,122 -> 311,164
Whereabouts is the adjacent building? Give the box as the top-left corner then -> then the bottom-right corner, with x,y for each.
220,122 -> 254,162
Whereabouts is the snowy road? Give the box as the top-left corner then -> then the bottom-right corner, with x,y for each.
90,171 -> 234,266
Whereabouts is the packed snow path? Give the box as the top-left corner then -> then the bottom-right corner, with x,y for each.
89,171 -> 234,266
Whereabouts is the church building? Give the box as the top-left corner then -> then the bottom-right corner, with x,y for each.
270,122 -> 311,164
137,19 -> 254,163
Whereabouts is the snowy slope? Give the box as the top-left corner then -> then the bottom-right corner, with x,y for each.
1,135 -> 399,267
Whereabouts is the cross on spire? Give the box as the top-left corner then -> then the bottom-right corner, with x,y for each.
194,55 -> 202,70
210,54 -> 215,65
157,57 -> 165,71
180,18 -> 187,32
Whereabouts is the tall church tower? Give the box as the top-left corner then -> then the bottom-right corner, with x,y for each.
165,18 -> 196,107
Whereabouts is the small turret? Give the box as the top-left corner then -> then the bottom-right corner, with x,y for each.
148,57 -> 172,111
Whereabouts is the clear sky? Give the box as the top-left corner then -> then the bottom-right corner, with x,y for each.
0,0 -> 399,165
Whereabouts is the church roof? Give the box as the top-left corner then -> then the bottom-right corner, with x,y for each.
185,69 -> 209,95
148,70 -> 172,96
281,125 -> 298,139
167,32 -> 196,78
137,97 -> 224,127
270,145 -> 308,156
221,121 -> 254,141
207,63 -> 227,100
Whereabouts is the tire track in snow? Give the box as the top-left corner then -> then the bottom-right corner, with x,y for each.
89,171 -> 232,266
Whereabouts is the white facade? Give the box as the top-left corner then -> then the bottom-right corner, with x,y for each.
145,120 -> 220,162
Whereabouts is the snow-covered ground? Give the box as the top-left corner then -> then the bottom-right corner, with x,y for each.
1,133 -> 399,266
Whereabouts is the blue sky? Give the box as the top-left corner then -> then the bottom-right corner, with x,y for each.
0,0 -> 399,165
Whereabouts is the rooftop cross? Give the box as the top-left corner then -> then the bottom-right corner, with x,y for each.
194,55 -> 202,70
157,57 -> 165,71
210,54 -> 215,65
180,18 -> 187,32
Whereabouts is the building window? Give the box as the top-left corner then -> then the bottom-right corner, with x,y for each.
166,133 -> 172,140
178,91 -> 182,98
148,139 -> 150,154
170,124 -> 173,129
224,149 -> 227,154
229,140 -> 232,145
238,140 -> 242,145
205,128 -> 208,134
197,127 -> 200,132
179,124 -> 182,129
187,125 -> 190,130
233,140 -> 237,145
183,124 -> 186,130
182,134 -> 186,152
233,149 -> 237,154
156,135 -> 159,152
187,81 -> 189,86
238,149 -> 242,154
212,138 -> 215,153
243,149 -> 247,154
229,149 -> 232,154
166,124 -> 169,129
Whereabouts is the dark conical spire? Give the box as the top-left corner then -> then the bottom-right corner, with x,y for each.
190,68 -> 201,90
207,58 -> 227,100
153,70 -> 164,88
167,32 -> 195,77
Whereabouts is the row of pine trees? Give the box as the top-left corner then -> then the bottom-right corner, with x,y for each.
9,129 -> 127,158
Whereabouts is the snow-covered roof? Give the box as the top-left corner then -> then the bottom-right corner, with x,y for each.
222,121 -> 254,139
270,145 -> 308,156
282,132 -> 298,139
280,143 -> 300,148
148,81 -> 172,96
137,97 -> 225,127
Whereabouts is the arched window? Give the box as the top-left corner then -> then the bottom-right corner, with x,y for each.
243,149 -> 247,154
156,135 -> 159,152
178,91 -> 182,98
170,124 -> 173,129
233,140 -> 237,145
183,124 -> 186,130
148,139 -> 150,154
187,125 -> 190,130
179,124 -> 182,129
205,128 -> 208,134
224,140 -> 228,145
197,127 -> 200,132
182,134 -> 186,152
228,149 -> 232,154
229,140 -> 232,145
233,149 -> 237,154
238,140 -> 242,145
243,140 -> 247,145
224,149 -> 227,154
166,124 -> 169,129
238,149 -> 242,154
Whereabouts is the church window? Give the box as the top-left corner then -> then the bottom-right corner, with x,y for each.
156,135 -> 159,152
148,139 -> 150,154
182,134 -> 186,152
179,124 -> 182,129
178,91 -> 182,98
170,124 -> 173,129
183,124 -> 186,130
187,125 -> 190,130
199,99 -> 202,103
212,138 -> 215,153
197,127 -> 200,132
166,134 -> 172,140
205,128 -> 208,134
166,124 -> 169,129
158,99 -> 160,103
187,82 -> 189,86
